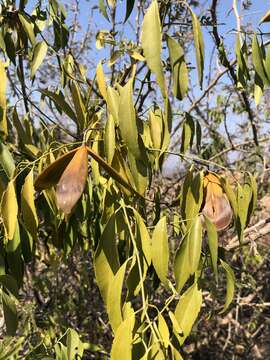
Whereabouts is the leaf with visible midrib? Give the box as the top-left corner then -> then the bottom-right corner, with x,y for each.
166,35 -> 188,100
118,79 -> 141,160
141,0 -> 166,97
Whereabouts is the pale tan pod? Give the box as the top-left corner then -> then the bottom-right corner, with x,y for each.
55,146 -> 88,214
202,173 -> 233,231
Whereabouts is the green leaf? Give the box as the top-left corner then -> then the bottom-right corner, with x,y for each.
174,216 -> 202,292
220,177 -> 238,217
204,216 -> 218,281
118,79 -> 141,159
158,313 -> 170,348
99,0 -> 110,21
151,216 -> 169,287
40,89 -> 77,123
1,180 -> 18,240
107,86 -> 120,124
128,152 -> 148,196
0,61 -> 7,136
252,33 -> 268,85
141,0 -> 166,97
2,291 -> 18,336
0,275 -> 18,298
181,171 -> 203,230
18,12 -> 36,46
105,115 -> 115,164
70,81 -> 86,130
94,214 -> 120,305
96,61 -> 107,100
237,182 -> 252,242
110,309 -> 135,360
67,328 -> 84,360
174,282 -> 202,345
31,41 -> 48,78
161,97 -> 172,153
219,260 -> 235,313
107,260 -> 128,333
190,9 -> 204,88
21,168 -> 38,239
166,35 -> 188,100
0,141 -> 15,179
181,113 -> 195,153
149,109 -> 163,149
188,216 -> 202,273
124,0 -> 135,22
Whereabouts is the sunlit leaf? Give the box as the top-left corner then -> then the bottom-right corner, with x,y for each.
1,180 -> 18,240
174,282 -> 202,345
30,41 -> 48,78
181,113 -> 194,153
166,35 -> 188,100
190,9 -> 204,88
151,216 -> 169,287
94,214 -> 120,304
0,141 -> 15,179
107,260 -> 128,333
18,12 -> 36,46
96,61 -> 107,101
118,79 -> 141,160
67,328 -> 84,360
105,115 -> 115,164
158,312 -> 170,348
110,310 -> 135,360
21,168 -> 38,238
141,0 -> 166,97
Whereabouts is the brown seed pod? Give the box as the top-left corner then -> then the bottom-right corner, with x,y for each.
202,173 -> 232,231
55,146 -> 88,214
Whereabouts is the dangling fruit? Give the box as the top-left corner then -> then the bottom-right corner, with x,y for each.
202,173 -> 232,231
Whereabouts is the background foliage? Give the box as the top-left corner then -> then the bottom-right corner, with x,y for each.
0,0 -> 270,359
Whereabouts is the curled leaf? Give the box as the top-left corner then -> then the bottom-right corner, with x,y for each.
56,146 -> 88,214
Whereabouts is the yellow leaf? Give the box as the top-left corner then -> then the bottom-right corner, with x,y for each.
21,168 -> 38,237
1,180 -> 18,240
96,61 -> 107,101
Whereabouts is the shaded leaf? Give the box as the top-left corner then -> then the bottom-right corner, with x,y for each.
0,61 -> 7,135
204,216 -> 218,281
2,291 -> 18,336
219,260 -> 235,313
124,0 -> 135,23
